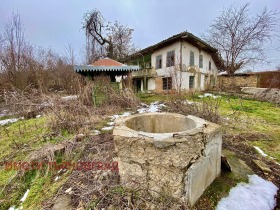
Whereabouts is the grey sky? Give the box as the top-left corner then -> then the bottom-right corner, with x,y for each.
1,0 -> 279,70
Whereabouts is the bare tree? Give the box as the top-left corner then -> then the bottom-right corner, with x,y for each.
64,43 -> 75,65
85,33 -> 105,64
0,12 -> 34,86
107,21 -> 136,60
167,57 -> 183,95
84,9 -> 113,58
83,9 -> 136,61
206,3 -> 278,75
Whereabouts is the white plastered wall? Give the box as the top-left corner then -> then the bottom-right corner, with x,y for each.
148,40 -> 218,91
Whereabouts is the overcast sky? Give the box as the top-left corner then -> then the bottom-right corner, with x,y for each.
1,0 -> 279,70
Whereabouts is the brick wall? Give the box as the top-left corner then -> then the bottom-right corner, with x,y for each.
154,77 -> 177,94
154,77 -> 163,93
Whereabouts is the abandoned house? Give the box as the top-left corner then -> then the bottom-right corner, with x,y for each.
125,31 -> 220,93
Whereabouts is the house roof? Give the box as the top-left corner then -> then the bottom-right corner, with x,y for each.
128,31 -> 217,58
91,58 -> 126,66
124,31 -> 223,69
74,58 -> 139,74
74,65 -> 139,73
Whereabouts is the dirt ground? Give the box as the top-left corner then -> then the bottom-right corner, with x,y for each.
40,132 -> 279,210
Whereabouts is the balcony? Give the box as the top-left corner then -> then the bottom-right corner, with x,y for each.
131,67 -> 157,78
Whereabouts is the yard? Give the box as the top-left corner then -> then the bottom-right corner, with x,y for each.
0,91 -> 279,209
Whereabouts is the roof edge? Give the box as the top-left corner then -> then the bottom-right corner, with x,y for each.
128,31 -> 217,59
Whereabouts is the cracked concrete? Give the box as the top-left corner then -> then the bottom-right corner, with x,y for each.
113,113 -> 222,206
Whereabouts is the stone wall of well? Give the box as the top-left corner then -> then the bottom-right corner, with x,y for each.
113,114 -> 222,206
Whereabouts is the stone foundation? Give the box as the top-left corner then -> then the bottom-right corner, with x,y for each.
113,113 -> 222,206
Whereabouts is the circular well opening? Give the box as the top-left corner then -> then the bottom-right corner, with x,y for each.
125,113 -> 196,133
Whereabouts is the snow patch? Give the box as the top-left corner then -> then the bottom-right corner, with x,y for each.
94,130 -> 101,134
109,112 -> 132,121
198,93 -> 221,99
54,176 -> 60,181
107,122 -> 115,126
184,100 -> 195,105
137,102 -> 165,113
61,95 -> 78,100
216,174 -> 278,210
102,126 -> 114,131
254,146 -> 268,157
20,189 -> 30,202
109,115 -> 120,121
121,112 -> 131,117
6,184 -> 29,208
0,118 -> 19,126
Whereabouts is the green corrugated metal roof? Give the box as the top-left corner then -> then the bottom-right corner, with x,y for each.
74,65 -> 139,73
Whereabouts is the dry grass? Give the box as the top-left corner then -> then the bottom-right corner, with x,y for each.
42,134 -> 189,210
166,94 -> 221,124
105,88 -> 140,110
47,96 -> 100,134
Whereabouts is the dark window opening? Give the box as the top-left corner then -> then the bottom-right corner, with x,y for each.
163,77 -> 172,90
190,51 -> 194,66
166,51 -> 175,67
199,54 -> 203,68
209,61 -> 212,70
189,76 -> 195,89
156,55 -> 162,69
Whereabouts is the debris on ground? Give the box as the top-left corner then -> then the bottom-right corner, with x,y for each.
253,88 -> 280,105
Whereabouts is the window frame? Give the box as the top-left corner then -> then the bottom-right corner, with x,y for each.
199,54 -> 203,68
156,55 -> 162,69
162,77 -> 172,90
166,51 -> 175,67
189,76 -> 195,89
190,51 -> 195,66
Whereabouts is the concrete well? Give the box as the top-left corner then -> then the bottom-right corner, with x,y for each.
113,112 -> 222,206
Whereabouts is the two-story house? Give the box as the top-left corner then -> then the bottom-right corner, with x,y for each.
126,31 -> 220,93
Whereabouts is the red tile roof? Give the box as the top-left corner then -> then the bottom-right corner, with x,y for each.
91,58 -> 125,66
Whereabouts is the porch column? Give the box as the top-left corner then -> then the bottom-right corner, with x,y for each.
143,76 -> 147,91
